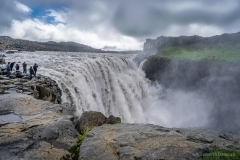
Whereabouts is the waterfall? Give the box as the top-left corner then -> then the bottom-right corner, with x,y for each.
139,59 -> 147,69
6,51 -> 220,130
6,52 -> 151,123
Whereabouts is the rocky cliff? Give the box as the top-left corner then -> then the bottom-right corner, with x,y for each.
0,74 -> 62,104
142,57 -> 240,132
0,36 -> 102,52
143,32 -> 240,55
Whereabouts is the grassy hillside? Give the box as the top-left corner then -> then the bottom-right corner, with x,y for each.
157,42 -> 240,62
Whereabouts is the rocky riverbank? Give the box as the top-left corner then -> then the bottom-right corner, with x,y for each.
0,74 -> 79,159
0,74 -> 62,104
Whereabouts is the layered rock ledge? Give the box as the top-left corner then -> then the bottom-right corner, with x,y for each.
0,74 -> 62,104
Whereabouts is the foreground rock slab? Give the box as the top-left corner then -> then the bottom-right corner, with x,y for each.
80,124 -> 240,160
0,93 -> 79,159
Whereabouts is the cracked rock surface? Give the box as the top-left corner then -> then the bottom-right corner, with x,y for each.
80,124 -> 240,160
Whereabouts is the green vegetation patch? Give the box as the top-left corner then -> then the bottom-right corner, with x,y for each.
158,42 -> 240,62
202,149 -> 240,160
68,127 -> 93,160
115,120 -> 121,124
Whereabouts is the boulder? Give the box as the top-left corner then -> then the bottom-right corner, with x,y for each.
75,111 -> 107,134
106,115 -> 121,124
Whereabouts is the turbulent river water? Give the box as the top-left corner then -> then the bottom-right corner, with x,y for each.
4,51 -> 225,130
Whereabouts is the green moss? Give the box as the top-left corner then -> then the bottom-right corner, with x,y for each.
68,127 -> 93,160
115,120 -> 121,124
149,55 -> 171,60
203,149 -> 240,160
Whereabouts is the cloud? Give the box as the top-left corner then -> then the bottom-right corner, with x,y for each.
1,18 -> 141,50
0,1 -> 28,29
1,0 -> 240,50
15,1 -> 32,13
110,0 -> 240,38
45,9 -> 68,23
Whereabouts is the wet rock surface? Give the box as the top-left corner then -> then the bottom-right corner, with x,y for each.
80,124 -> 240,160
0,93 -> 79,160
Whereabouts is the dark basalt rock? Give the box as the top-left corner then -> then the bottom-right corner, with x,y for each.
75,111 -> 107,134
106,115 -> 121,124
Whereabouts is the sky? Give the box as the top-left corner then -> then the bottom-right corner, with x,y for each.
0,0 -> 240,51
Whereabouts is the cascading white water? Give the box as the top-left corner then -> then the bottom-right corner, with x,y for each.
5,51 -> 214,129
5,51 -> 152,123
139,59 -> 147,69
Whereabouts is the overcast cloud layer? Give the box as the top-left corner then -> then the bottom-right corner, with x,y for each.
0,0 -> 240,50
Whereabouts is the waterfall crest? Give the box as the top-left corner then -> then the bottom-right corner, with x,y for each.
6,52 -> 151,123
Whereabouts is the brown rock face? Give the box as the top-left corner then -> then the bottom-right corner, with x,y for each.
0,74 -> 62,104
29,76 -> 62,104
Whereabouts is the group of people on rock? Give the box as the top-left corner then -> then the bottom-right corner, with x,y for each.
6,61 -> 38,79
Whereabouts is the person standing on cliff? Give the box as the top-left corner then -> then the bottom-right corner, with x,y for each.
22,62 -> 27,73
29,66 -> 34,79
15,64 -> 20,71
10,62 -> 15,71
6,62 -> 11,77
33,63 -> 38,77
